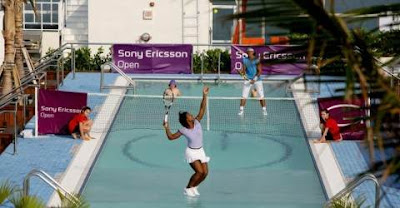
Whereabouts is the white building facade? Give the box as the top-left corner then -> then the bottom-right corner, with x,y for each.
86,0 -> 240,46
1,0 -> 400,63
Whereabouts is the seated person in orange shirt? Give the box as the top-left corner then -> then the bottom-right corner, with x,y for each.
68,106 -> 94,141
314,109 -> 343,143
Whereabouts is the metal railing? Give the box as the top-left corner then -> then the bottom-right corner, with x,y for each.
376,57 -> 400,88
0,70 -> 46,109
0,67 -> 47,154
66,42 -> 233,80
324,173 -> 380,208
0,44 -> 70,154
100,62 -> 136,92
23,169 -> 80,206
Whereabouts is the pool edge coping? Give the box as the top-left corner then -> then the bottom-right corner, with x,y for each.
291,78 -> 346,199
47,77 -> 128,206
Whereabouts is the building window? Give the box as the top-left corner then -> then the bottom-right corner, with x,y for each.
24,0 -> 60,30
212,0 -> 236,6
212,6 -> 235,43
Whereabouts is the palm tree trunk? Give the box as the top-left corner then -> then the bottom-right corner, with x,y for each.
15,0 -> 25,78
1,0 -> 16,96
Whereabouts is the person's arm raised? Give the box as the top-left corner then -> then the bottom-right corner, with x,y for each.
195,86 -> 209,121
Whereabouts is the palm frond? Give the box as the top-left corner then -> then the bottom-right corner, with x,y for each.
329,193 -> 366,208
0,180 -> 16,205
9,193 -> 46,208
228,0 -> 400,186
57,190 -> 90,208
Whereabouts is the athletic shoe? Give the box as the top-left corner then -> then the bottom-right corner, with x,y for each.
238,110 -> 244,116
263,110 -> 268,116
184,188 -> 196,197
192,187 -> 200,196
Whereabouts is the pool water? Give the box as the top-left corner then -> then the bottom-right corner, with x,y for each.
82,81 -> 326,207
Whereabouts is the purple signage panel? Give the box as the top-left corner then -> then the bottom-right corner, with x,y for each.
318,97 -> 366,140
38,89 -> 87,135
230,45 -> 307,75
112,44 -> 193,74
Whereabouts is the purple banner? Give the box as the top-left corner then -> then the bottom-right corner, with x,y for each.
230,45 -> 307,75
112,44 -> 192,74
38,89 -> 87,135
318,97 -> 366,140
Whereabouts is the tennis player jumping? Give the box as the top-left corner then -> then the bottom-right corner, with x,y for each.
238,48 -> 267,116
163,86 -> 210,197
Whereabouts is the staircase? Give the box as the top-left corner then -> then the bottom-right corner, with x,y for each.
62,0 -> 88,44
182,0 -> 199,47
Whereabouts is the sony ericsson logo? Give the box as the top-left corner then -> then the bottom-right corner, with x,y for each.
326,104 -> 365,127
262,51 -> 306,60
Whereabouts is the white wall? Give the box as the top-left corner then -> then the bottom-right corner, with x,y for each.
88,0 -> 211,45
41,31 -> 60,57
0,10 -> 4,64
379,16 -> 400,31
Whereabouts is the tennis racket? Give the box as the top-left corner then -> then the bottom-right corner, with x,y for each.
232,45 -> 251,81
163,90 -> 175,122
235,68 -> 249,81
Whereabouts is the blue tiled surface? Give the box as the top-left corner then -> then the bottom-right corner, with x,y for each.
331,142 -> 369,178
0,134 -> 82,205
322,80 -> 400,208
331,141 -> 400,207
59,72 -> 119,93
0,73 -> 118,205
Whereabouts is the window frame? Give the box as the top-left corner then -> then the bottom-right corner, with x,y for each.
23,0 -> 60,31
210,4 -> 237,44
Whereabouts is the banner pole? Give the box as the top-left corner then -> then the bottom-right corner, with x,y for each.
35,87 -> 38,137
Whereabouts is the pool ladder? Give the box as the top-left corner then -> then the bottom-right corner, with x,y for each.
23,169 -> 80,206
324,173 -> 380,208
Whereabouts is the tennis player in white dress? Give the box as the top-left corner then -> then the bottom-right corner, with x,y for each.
163,86 -> 210,197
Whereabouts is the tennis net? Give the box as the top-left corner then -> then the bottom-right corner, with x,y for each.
88,93 -> 318,137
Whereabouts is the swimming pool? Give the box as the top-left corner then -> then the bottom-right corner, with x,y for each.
82,81 -> 326,207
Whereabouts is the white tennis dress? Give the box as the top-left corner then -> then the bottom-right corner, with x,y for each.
179,119 -> 210,163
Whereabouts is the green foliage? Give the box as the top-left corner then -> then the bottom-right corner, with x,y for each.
288,33 -> 310,44
75,47 -> 92,71
289,29 -> 400,75
57,190 -> 90,208
0,180 -> 16,204
328,194 -> 367,208
193,49 -> 231,74
0,180 -> 89,208
47,47 -> 112,72
0,180 -> 45,208
9,194 -> 46,208
368,30 -> 400,57
231,0 -> 400,188
91,47 -> 111,71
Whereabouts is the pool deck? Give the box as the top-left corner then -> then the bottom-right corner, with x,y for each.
0,72 -> 399,207
298,79 -> 400,207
